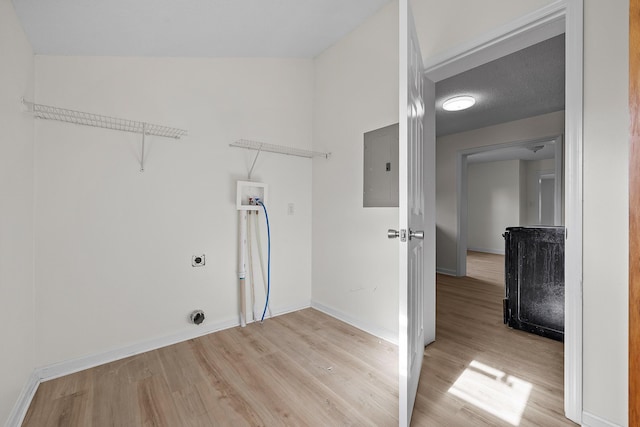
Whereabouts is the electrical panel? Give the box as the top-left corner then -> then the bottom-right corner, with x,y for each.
363,123 -> 399,207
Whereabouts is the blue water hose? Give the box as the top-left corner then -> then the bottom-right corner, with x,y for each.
257,200 -> 270,322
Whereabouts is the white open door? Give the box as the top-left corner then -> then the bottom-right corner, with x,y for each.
396,1 -> 436,425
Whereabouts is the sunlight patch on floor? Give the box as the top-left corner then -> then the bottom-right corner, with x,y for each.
448,360 -> 532,426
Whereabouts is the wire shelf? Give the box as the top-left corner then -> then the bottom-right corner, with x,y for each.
230,139 -> 330,159
23,99 -> 187,139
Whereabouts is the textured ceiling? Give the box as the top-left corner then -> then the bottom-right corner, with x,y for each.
435,34 -> 565,137
11,0 -> 391,57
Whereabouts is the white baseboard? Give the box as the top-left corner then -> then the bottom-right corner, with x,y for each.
265,301 -> 312,318
436,267 -> 457,276
467,246 -> 505,255
38,300 -> 311,381
38,316 -> 240,381
582,412 -> 622,427
310,301 -> 398,345
4,371 -> 40,427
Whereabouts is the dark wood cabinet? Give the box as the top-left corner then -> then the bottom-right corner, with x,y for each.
503,226 -> 565,341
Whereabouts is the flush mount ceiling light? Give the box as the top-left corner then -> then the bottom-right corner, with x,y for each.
442,95 -> 476,111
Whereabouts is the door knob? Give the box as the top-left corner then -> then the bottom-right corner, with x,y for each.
409,229 -> 424,240
388,229 -> 407,241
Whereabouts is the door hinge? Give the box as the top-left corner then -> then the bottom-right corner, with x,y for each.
400,229 -> 407,242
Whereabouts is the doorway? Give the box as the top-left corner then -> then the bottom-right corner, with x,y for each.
458,135 -> 564,273
418,1 -> 583,423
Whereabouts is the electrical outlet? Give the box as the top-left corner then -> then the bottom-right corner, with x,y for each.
192,254 -> 205,267
288,203 -> 295,215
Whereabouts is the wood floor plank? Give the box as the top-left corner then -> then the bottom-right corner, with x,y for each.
156,340 -> 207,394
258,315 -> 398,424
89,354 -> 149,427
189,337 -> 271,426
170,385 -> 217,427
22,388 -> 92,427
137,376 -> 176,426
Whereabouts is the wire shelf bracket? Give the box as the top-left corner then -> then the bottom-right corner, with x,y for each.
22,98 -> 188,172
230,139 -> 331,180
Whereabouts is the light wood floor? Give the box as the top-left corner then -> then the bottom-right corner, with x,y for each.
23,251 -> 574,426
412,251 -> 575,426
23,309 -> 398,426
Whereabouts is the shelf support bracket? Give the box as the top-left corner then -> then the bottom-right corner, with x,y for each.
140,123 -> 146,172
248,143 -> 263,180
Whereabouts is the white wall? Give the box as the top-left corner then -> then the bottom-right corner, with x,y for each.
436,111 -> 565,273
0,0 -> 35,423
583,1 -> 629,424
466,158 -> 559,252
312,1 -> 399,341
33,56 -> 314,366
412,0 -> 557,60
519,159 -> 527,225
523,158 -> 556,225
467,160 -> 521,254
